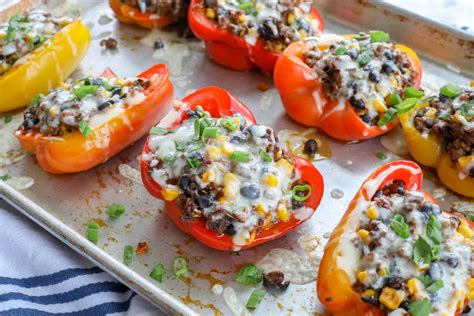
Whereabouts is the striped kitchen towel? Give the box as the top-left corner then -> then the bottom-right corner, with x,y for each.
0,200 -> 164,315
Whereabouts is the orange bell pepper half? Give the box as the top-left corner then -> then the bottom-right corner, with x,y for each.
317,160 -> 472,316
15,64 -> 174,174
108,0 -> 177,29
274,36 -> 422,141
141,86 -> 324,251
188,0 -> 324,72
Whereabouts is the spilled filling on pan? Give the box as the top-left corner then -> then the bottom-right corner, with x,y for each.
144,107 -> 314,248
337,179 -> 473,315
302,32 -> 418,126
203,0 -> 321,52
0,11 -> 72,76
18,76 -> 150,136
413,85 -> 473,178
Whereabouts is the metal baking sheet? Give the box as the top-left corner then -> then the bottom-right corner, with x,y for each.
0,0 -> 472,315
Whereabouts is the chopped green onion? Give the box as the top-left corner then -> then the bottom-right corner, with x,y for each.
231,151 -> 250,163
173,256 -> 188,278
195,105 -> 204,117
194,119 -> 201,138
202,126 -> 220,138
416,274 -> 432,287
375,152 -> 387,160
466,214 -> 474,221
440,83 -> 462,98
123,245 -> 134,266
426,215 -> 442,245
404,87 -> 424,98
430,244 -> 440,261
79,121 -> 92,138
186,156 -> 201,169
239,2 -> 253,13
105,203 -> 126,219
73,85 -> 99,99
4,115 -> 12,123
0,174 -> 11,181
175,142 -> 185,152
31,93 -> 44,106
164,153 -> 177,164
408,298 -> 432,316
188,139 -> 205,152
389,214 -> 410,239
377,107 -> 398,126
87,221 -> 99,244
426,280 -> 444,293
291,184 -> 312,202
395,97 -> 418,114
31,34 -> 46,48
356,53 -> 371,66
335,46 -> 347,56
221,118 -> 238,131
246,289 -> 266,310
460,101 -> 474,119
390,93 -> 402,106
369,30 -> 390,43
437,113 -> 450,120
353,32 -> 368,41
150,263 -> 165,282
150,126 -> 169,135
259,149 -> 273,162
236,263 -> 263,285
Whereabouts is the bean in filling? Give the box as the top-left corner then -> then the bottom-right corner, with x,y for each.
203,0 -> 321,52
144,108 -> 314,246
0,11 -> 72,75
302,32 -> 417,125
339,180 -> 473,315
413,86 -> 473,177
19,76 -> 150,136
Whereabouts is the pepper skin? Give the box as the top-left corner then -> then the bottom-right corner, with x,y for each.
317,160 -> 472,316
273,35 -> 422,141
141,86 -> 324,251
188,0 -> 324,72
0,19 -> 90,113
15,64 -> 174,174
109,0 -> 176,29
399,103 -> 474,198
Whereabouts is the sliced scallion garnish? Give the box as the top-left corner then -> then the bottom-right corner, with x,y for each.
335,46 -> 347,56
31,93 -> 44,106
230,151 -> 250,163
375,152 -> 387,160
426,215 -> 442,244
123,245 -> 134,266
202,126 -> 220,138
404,87 -> 424,98
426,280 -> 444,293
440,83 -> 462,98
246,289 -> 266,310
291,184 -> 312,202
376,107 -> 398,126
389,93 -> 402,106
369,30 -> 389,43
0,174 -> 11,181
105,203 -> 126,219
87,221 -> 99,244
259,149 -> 273,162
395,97 -> 418,114
79,120 -> 92,138
236,263 -> 263,285
73,85 -> 99,99
389,214 -> 409,238
150,126 -> 169,136
173,256 -> 188,278
150,263 -> 165,282
356,53 -> 371,66
221,118 -> 238,131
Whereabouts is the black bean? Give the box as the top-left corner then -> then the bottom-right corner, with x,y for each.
240,184 -> 260,200
178,175 -> 191,191
384,51 -> 394,60
384,276 -> 406,290
441,254 -> 459,268
298,17 -> 310,32
98,99 -> 115,111
258,18 -> 279,41
349,96 -> 366,110
461,304 -> 472,314
225,223 -> 237,236
111,88 -> 122,96
429,263 -> 443,281
360,113 -> 371,124
230,134 -> 246,145
348,48 -> 358,60
361,295 -> 379,307
368,71 -> 380,82
304,139 -> 318,155
22,118 -> 37,129
197,195 -> 214,208
381,63 -> 395,75
439,94 -> 449,103
154,39 -> 164,50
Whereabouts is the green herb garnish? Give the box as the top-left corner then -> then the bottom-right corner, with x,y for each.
389,214 -> 410,238
231,151 -> 250,163
202,126 -> 220,138
150,126 -> 169,136
377,107 -> 398,126
426,280 -> 444,293
460,101 -> 474,119
150,263 -> 165,282
426,215 -> 442,244
173,256 -> 188,278
369,30 -> 389,42
408,298 -> 432,316
291,184 -> 312,202
356,53 -> 371,66
404,86 -> 424,98
79,120 -> 92,138
4,115 -> 12,123
466,214 -> 474,221
390,93 -> 402,106
105,203 -> 126,219
416,274 -> 432,287
375,152 -> 387,160
123,245 -> 134,266
395,97 -> 418,114
73,85 -> 99,99
246,289 -> 266,310
31,93 -> 44,106
236,263 -> 263,285
164,153 -> 177,164
221,118 -> 238,131
440,83 -> 461,98
259,149 -> 273,162
87,221 -> 100,244
0,174 -> 11,181
239,2 -> 253,13
413,236 -> 436,265
335,46 -> 347,56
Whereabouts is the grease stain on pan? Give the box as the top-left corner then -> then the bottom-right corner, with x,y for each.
278,129 -> 332,161
180,294 -> 223,316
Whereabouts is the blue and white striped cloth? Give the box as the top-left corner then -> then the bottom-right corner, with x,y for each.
0,200 -> 164,315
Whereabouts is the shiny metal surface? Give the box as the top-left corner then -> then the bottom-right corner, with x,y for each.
0,0 -> 472,315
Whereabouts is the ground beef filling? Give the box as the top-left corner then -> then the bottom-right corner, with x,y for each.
414,90 -> 473,171
203,0 -> 320,52
302,33 -> 416,125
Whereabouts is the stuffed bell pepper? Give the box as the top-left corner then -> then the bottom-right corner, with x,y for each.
317,160 -> 473,316
400,84 -> 473,198
109,0 -> 187,29
0,11 -> 90,112
141,87 -> 324,251
188,0 -> 324,72
274,32 -> 422,141
15,64 -> 174,174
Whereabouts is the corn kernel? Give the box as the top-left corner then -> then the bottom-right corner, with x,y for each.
273,43 -> 283,53
407,278 -> 422,296
467,291 -> 474,300
458,156 -> 473,168
256,202 -> 266,214
202,171 -> 215,183
49,106 -> 59,116
379,287 -> 405,310
221,143 -> 234,157
367,207 -> 378,220
357,229 -> 370,244
223,172 -> 237,184
287,13 -> 296,25
223,184 -> 237,199
256,3 -> 264,11
205,8 -> 216,19
299,29 -> 307,38
162,188 -> 180,201
262,174 -> 279,187
232,117 -> 241,129
276,207 -> 289,222
357,271 -> 369,283
247,229 -> 257,244
362,289 -> 377,297
455,290 -> 466,309
378,266 -> 389,277
57,81 -> 68,89
348,42 -> 359,49
425,108 -> 437,119
457,222 -> 473,239
276,158 -> 293,176
207,146 -> 221,160
468,278 -> 474,290
373,99 -> 387,113
238,14 -> 247,23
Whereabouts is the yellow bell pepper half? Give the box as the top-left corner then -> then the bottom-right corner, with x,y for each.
400,103 -> 474,197
0,19 -> 90,112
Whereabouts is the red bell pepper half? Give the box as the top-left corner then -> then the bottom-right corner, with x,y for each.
15,64 -> 174,174
109,0 -> 177,29
141,86 -> 324,251
188,0 -> 324,72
